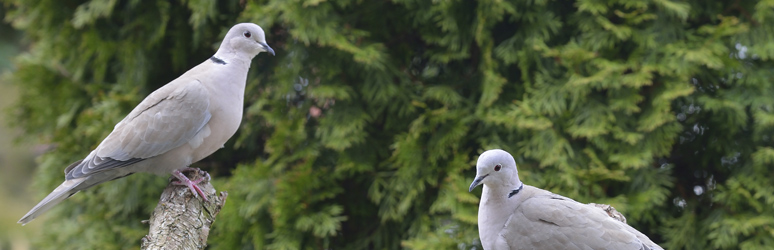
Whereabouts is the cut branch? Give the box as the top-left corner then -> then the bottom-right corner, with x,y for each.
141,169 -> 228,250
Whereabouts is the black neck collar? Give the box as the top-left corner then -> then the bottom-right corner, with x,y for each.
508,183 -> 524,198
210,56 -> 227,65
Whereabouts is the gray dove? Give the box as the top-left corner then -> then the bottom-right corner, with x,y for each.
469,149 -> 663,250
18,23 -> 274,225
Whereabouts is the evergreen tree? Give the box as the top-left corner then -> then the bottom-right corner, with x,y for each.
2,0 -> 773,249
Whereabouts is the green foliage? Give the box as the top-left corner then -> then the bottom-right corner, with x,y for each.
3,0 -> 774,249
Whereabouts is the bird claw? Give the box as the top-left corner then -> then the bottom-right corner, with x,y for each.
171,168 -> 210,201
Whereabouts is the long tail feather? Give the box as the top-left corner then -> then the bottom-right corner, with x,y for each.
18,178 -> 87,225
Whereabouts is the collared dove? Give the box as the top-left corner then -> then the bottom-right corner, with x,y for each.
469,149 -> 663,250
18,23 -> 274,225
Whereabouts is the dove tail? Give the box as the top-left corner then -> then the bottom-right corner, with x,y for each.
18,177 -> 87,225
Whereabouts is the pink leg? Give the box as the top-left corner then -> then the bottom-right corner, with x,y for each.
171,168 -> 211,201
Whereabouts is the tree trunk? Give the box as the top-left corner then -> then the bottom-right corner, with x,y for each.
141,169 -> 228,250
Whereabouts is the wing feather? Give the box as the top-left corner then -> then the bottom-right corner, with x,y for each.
65,80 -> 211,179
505,194 -> 646,250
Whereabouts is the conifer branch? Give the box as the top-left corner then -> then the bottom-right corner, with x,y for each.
141,170 -> 228,250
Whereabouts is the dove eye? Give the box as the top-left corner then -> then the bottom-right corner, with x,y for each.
243,31 -> 252,38
494,164 -> 502,171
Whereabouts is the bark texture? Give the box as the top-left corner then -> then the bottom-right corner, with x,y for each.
141,170 -> 228,250
590,203 -> 627,224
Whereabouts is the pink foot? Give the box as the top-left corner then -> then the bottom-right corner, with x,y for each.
171,168 -> 211,201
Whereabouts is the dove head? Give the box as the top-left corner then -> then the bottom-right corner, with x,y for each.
469,149 -> 522,192
217,23 -> 275,59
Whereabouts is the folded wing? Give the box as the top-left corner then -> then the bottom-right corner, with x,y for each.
65,80 -> 212,179
505,194 -> 660,250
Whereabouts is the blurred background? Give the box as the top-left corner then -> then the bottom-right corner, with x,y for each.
1,0 -> 773,249
0,5 -> 37,249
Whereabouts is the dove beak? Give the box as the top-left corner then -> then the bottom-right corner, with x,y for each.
259,42 -> 275,56
469,174 -> 488,192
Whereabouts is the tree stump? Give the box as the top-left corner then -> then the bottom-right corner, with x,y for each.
141,169 -> 228,250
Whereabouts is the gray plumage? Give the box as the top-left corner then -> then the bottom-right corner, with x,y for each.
18,23 -> 274,225
469,149 -> 662,250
